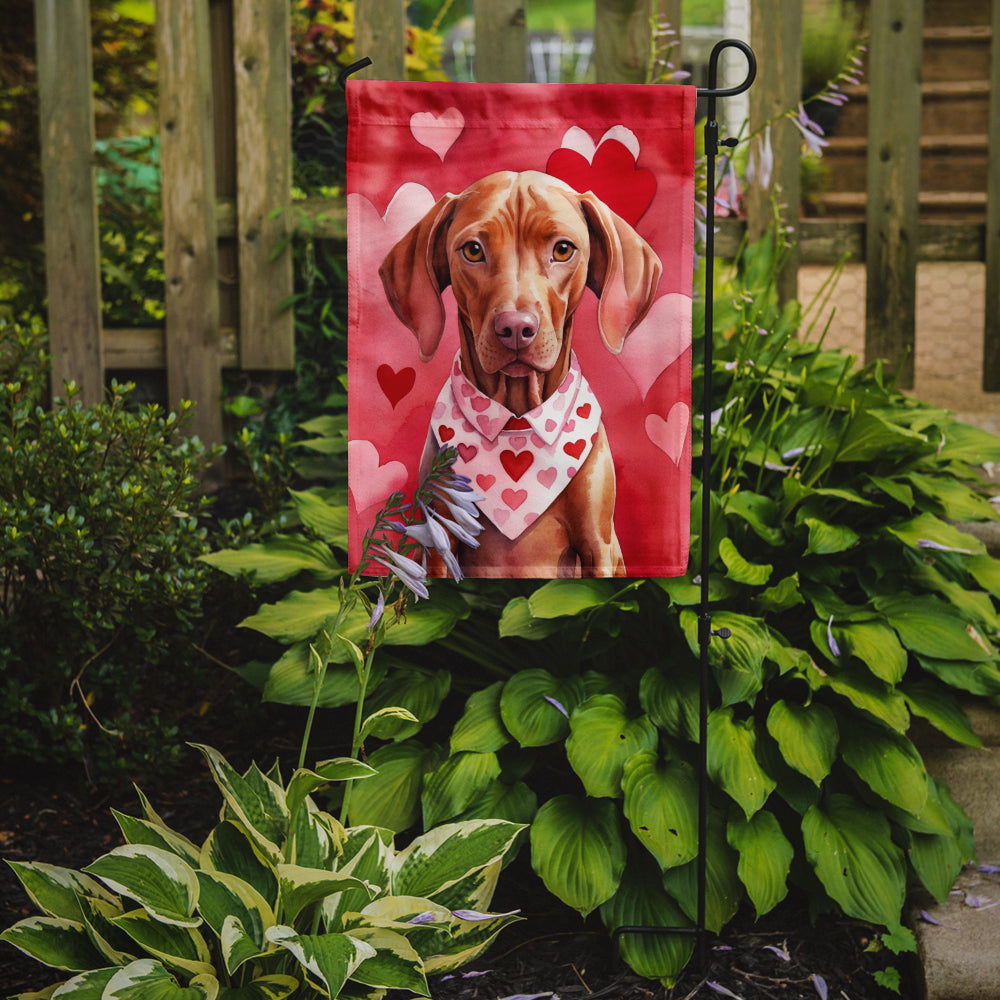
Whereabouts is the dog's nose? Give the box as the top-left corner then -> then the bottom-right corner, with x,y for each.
494,311 -> 539,351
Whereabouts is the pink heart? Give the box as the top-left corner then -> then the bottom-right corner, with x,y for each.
508,435 -> 528,451
494,507 -> 510,526
545,419 -> 558,432
537,467 -> 557,488
458,443 -> 478,462
471,397 -> 491,412
349,440 -> 408,512
477,473 -> 496,491
645,403 -> 690,465
410,108 -> 465,162
433,401 -> 446,419
620,294 -> 691,400
502,488 -> 528,510
460,382 -> 476,397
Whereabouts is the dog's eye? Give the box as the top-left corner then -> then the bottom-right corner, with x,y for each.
552,240 -> 577,262
460,241 -> 485,263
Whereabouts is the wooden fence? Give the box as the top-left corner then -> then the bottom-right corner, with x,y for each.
33,0 -> 1000,444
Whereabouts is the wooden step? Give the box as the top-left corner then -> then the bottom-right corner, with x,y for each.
922,25 -> 993,83
812,190 -> 987,222
922,0 -> 991,28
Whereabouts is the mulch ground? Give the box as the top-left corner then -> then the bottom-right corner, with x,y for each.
1,741 -> 913,1000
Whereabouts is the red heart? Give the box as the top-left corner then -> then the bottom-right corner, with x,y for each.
505,416 -> 532,430
546,141 -> 656,226
477,473 -> 496,491
439,425 -> 455,442
563,439 -> 586,460
377,365 -> 415,409
500,449 -> 534,482
576,402 -> 592,419
502,488 -> 528,510
457,443 -> 478,461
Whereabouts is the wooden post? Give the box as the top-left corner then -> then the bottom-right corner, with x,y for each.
594,0 -> 653,84
233,0 -> 294,369
864,0 -> 923,389
157,0 -> 223,444
656,0 -> 683,78
474,0 -> 526,82
746,0 -> 801,305
354,0 -> 406,81
983,0 -> 1000,390
34,0 -> 104,405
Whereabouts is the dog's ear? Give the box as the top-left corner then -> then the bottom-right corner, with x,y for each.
579,193 -> 662,353
379,194 -> 457,360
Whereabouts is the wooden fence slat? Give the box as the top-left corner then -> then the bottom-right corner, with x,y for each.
157,0 -> 223,444
473,0 -> 527,82
354,0 -> 407,81
34,0 -> 103,405
747,0 -> 802,305
983,0 -> 1000,389
233,0 -> 294,370
594,0 -> 653,84
864,0 -> 923,389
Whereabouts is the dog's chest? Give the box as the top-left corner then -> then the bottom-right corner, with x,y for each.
430,353 -> 602,539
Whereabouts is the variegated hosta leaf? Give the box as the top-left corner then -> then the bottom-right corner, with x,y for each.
345,926 -> 429,995
707,707 -> 776,819
191,745 -> 288,863
102,958 -> 218,999
112,810 -> 202,868
838,718 -> 929,817
46,966 -> 118,997
499,669 -> 585,747
0,916 -> 107,972
391,820 -> 524,901
77,894 -> 136,966
421,751 -> 502,829
424,859 -> 501,916
323,829 -> 393,931
288,801 -> 343,870
450,681 -> 511,754
200,822 -> 278,910
599,854 -> 694,987
110,908 -> 214,979
195,871 -> 274,974
285,760 -> 375,823
529,795 -> 626,917
727,810 -> 793,917
276,864 -> 375,925
765,700 -> 838,786
802,793 -> 906,926
621,751 -> 699,871
566,695 -> 658,799
214,974 -> 299,1000
265,926 -> 375,998
421,906 -> 523,975
347,740 -> 442,832
83,846 -> 200,928
4,861 -> 118,922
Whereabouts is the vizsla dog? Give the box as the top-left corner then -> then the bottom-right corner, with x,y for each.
380,170 -> 661,577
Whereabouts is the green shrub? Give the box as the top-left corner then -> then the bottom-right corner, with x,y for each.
0,316 -> 220,783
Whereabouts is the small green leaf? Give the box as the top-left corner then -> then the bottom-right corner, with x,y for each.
527,579 -> 618,618
346,740 -> 441,832
718,537 -> 772,585
901,680 -> 982,748
421,751 -> 502,828
276,865 -> 373,925
765,700 -> 838,786
875,594 -> 994,662
839,718 -> 929,817
707,708 -> 776,818
727,811 -> 793,917
803,517 -> 859,555
639,664 -> 699,743
450,682 -> 511,754
200,535 -> 341,584
499,670 -> 584,747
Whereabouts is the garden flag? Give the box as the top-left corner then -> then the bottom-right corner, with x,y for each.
347,80 -> 695,578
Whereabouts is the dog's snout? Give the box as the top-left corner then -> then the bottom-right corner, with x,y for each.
494,310 -> 539,351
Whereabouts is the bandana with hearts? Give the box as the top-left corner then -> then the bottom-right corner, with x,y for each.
430,352 -> 603,539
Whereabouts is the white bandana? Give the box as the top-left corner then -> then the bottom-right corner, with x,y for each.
430,352 -> 602,539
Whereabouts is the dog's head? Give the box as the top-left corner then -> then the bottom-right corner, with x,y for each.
379,170 -> 661,410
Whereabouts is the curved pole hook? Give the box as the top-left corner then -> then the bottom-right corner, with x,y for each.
337,57 -> 373,90
697,38 -> 757,99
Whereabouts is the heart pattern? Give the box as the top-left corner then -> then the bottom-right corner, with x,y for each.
618,293 -> 692,400
410,108 -> 465,161
377,364 -> 415,409
645,403 -> 690,466
348,439 -> 409,513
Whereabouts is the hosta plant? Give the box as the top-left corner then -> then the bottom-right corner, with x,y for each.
1,744 -> 523,999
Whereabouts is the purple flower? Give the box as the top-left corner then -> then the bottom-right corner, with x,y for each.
407,911 -> 438,925
791,104 -> 828,156
917,538 -> 973,554
544,695 -> 569,718
706,983 -> 742,999
369,543 -> 429,600
812,974 -> 828,1000
747,125 -> 774,191
827,616 -> 841,658
763,944 -> 790,961
367,590 -> 385,631
451,908 -> 520,921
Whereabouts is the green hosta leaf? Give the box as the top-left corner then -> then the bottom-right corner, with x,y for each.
654,573 -> 737,606
765,700 -> 838,786
907,472 -> 998,521
216,975 -> 299,1000
359,706 -> 421,742
265,926 -> 375,997
346,926 -> 428,994
200,822 -> 278,910
661,810 -> 741,933
835,621 -> 907,684
285,759 -> 376,822
195,871 -> 273,974
916,655 -> 1000,697
260,643 -> 387,709
566,695 -> 658,798
5,862 -> 118,922
909,827 -> 966,905
103,959 -> 218,1000
111,908 -> 214,978
802,793 -> 906,926
0,916 -> 107,971
639,663 -> 698,743
497,596 -> 565,639
362,667 -> 451,740
527,578 -> 618,617
599,853 -> 694,987
967,553 -> 1000,597
707,708 -> 776,819
886,512 -> 985,556
530,795 -> 626,917
803,517 -> 859,556
727,811 -> 793,918
724,490 -> 784,545
866,474 -> 914,509
499,670 -> 584,747
200,535 -> 341,583
755,573 -> 804,614
874,594 -> 995,662
392,820 -> 524,901
901,680 -> 982,748
808,660 -> 910,732
681,610 -> 770,706
911,562 -> 1000,633
288,488 -> 349,546
835,410 -> 927,463
718,537 -> 772,585
84,846 -> 200,928
112,812 -> 201,868
839,718 -> 928,817
621,751 -> 699,871
453,779 -> 538,827
277,865 -> 374,925
450,682 -> 511,754
191,746 -> 287,863
347,740 -> 442,832
421,751 -> 502,828
935,421 -> 1000,464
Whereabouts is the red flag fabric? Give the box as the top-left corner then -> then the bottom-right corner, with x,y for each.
347,80 -> 695,578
